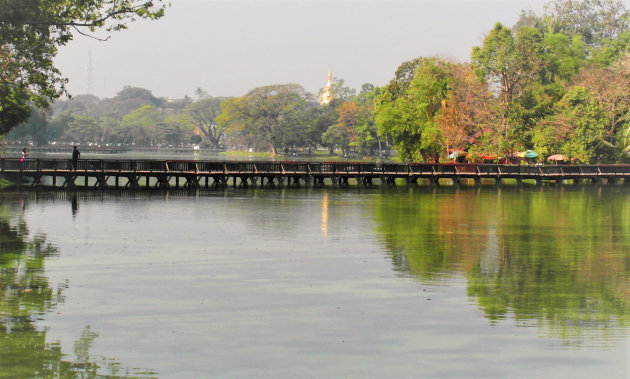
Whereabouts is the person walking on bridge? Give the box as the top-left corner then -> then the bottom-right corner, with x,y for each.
72,146 -> 80,170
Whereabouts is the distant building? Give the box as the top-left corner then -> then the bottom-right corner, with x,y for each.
320,68 -> 333,105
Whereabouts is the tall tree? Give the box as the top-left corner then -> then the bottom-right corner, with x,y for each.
375,58 -> 452,162
185,97 -> 228,149
435,64 -> 492,157
576,64 -> 630,144
119,105 -> 163,146
218,84 -> 312,155
544,0 -> 629,47
322,101 -> 360,155
471,23 -> 544,154
0,0 -> 167,133
534,86 -> 608,162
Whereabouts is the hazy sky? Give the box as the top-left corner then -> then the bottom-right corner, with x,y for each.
54,0 -> 552,100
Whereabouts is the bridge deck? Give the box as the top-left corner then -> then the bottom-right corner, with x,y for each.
2,158 -> 629,189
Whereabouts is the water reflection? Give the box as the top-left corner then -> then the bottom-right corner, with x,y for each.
71,193 -> 78,217
0,197 -> 156,377
373,186 -> 630,344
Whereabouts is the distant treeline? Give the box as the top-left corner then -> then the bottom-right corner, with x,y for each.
7,0 -> 630,163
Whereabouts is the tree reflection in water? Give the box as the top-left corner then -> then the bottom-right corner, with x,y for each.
373,187 -> 629,345
0,198 -> 156,378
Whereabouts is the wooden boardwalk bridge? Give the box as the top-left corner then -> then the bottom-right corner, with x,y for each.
2,158 -> 629,189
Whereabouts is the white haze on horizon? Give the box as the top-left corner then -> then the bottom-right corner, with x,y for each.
55,0 -> 552,100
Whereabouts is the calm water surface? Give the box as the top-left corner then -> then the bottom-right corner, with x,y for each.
0,186 -> 628,378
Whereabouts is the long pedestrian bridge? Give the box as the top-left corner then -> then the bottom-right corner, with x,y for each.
2,158 -> 629,189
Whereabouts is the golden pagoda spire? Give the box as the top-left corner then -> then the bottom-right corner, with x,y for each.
320,67 -> 333,105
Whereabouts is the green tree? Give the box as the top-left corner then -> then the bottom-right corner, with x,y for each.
6,106 -> 49,145
534,86 -> 608,162
375,58 -> 452,161
544,0 -> 629,47
350,84 -> 382,156
185,97 -> 228,149
217,84 -> 312,155
472,23 -> 545,154
119,105 -> 163,146
0,0 -> 167,134
163,113 -> 194,147
64,115 -> 99,144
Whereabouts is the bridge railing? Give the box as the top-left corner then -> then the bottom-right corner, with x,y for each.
519,166 -> 542,175
599,164 -> 630,174
541,166 -> 562,175
254,162 -> 282,173
580,165 -> 599,174
309,162 -> 336,173
165,160 -> 195,172
281,162 -> 309,174
477,165 -> 499,174
560,165 -> 582,174
103,160 -> 132,171
434,164 -> 457,174
225,161 -> 255,173
134,160 -> 165,171
2,159 -> 629,180
455,163 -> 477,174
197,161 -> 226,173
37,159 -> 69,170
332,162 -> 361,173
381,163 -> 408,174
497,165 -> 521,174
408,163 -> 430,174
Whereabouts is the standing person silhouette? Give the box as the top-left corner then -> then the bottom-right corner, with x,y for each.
20,147 -> 28,162
72,146 -> 80,170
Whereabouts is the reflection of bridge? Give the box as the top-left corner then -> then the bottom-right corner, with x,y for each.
2,159 -> 629,189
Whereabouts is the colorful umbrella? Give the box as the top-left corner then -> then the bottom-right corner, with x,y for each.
524,150 -> 538,158
547,154 -> 568,161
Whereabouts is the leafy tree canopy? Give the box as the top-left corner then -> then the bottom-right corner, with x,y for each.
0,0 -> 167,133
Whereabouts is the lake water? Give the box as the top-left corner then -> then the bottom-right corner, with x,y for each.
0,185 -> 628,378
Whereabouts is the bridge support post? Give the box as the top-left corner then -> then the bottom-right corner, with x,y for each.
474,177 -> 481,186
65,174 -> 77,190
96,174 -> 108,189
451,176 -> 460,186
126,175 -> 140,190
239,176 -> 249,188
406,177 -> 417,186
